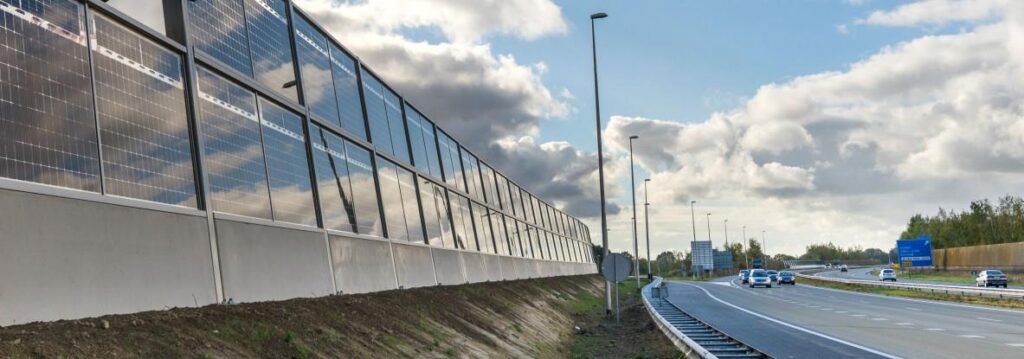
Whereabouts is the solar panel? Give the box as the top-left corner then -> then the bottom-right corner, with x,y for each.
259,97 -> 315,225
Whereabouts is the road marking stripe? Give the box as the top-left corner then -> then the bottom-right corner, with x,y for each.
797,282 -> 1024,315
1007,343 -> 1024,347
925,328 -> 945,331
959,335 -> 985,339
904,307 -> 921,311
851,314 -> 866,317
835,311 -> 848,314
977,317 -> 1003,322
872,318 -> 889,321
679,283 -> 904,359
896,322 -> 914,326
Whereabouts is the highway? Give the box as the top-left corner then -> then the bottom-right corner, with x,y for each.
816,267 -> 1024,289
663,277 -> 1024,359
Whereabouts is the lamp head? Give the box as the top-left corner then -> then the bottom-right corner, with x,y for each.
645,178 -> 651,182
629,135 -> 639,140
591,12 -> 608,19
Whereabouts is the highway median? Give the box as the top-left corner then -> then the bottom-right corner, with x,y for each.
798,275 -> 1024,310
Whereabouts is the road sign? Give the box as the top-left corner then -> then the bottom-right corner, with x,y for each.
897,235 -> 934,267
601,253 -> 632,283
752,258 -> 764,269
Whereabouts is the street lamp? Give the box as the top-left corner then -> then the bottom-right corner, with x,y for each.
690,200 -> 697,275
644,179 -> 651,280
706,212 -> 712,243
629,135 -> 639,288
723,219 -> 729,268
590,11 -> 611,315
742,225 -> 749,269
762,230 -> 768,269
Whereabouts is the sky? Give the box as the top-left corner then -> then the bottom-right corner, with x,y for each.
132,0 -> 1024,258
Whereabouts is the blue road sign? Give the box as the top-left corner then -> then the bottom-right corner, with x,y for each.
897,235 -> 934,267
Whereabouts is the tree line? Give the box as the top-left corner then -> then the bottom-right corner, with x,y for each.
900,195 -> 1024,249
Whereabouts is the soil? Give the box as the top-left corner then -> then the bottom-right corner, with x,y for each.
569,282 -> 681,359
0,275 -> 678,358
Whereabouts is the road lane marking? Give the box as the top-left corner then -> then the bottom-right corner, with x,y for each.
872,318 -> 889,321
925,328 -> 945,331
1007,343 -> 1024,347
679,283 -> 904,359
851,314 -> 866,317
977,317 -> 1003,322
904,307 -> 921,311
896,322 -> 914,326
796,282 -> 1024,315
959,335 -> 984,339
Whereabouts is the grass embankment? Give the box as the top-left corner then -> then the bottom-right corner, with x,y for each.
0,276 -> 622,358
799,276 -> 1024,309
568,279 -> 681,359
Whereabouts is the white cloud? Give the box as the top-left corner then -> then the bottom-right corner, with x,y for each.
859,0 -> 1008,27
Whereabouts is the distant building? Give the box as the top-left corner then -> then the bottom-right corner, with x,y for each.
713,249 -> 733,271
691,241 -> 714,272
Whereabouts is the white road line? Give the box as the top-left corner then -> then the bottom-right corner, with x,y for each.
977,317 -> 1003,322
896,322 -> 914,326
797,282 -> 1024,315
904,307 -> 921,311
872,318 -> 889,321
1007,343 -> 1024,347
680,283 -> 904,359
925,328 -> 945,332
835,311 -> 848,314
959,335 -> 985,339
851,314 -> 866,317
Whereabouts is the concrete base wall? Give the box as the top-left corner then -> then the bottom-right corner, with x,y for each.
0,190 -> 217,325
392,242 -> 437,289
432,248 -> 466,286
328,235 -> 398,294
0,187 -> 596,325
215,219 -> 334,303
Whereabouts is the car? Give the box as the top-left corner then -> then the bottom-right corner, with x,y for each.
748,269 -> 772,288
878,269 -> 897,282
840,265 -> 849,272
778,271 -> 796,285
766,270 -> 779,282
740,270 -> 751,284
738,269 -> 749,281
976,269 -> 1008,288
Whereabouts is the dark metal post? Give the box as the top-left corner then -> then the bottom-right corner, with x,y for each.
644,178 -> 651,280
629,135 -> 639,288
590,11 -> 611,315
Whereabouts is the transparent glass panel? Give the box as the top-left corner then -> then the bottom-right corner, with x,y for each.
243,0 -> 297,102
436,131 -> 463,191
406,108 -> 430,175
92,13 -> 196,206
188,0 -> 252,76
507,217 -> 521,257
259,98 -> 315,225
480,164 -> 498,206
196,67 -> 271,219
460,149 -> 483,201
376,157 -> 408,241
361,70 -> 393,155
420,177 -> 443,247
345,141 -> 383,236
309,124 -> 356,232
383,88 -> 409,163
399,166 -> 425,243
450,193 -> 474,250
0,0 -> 99,191
472,202 -> 493,253
293,15 -> 339,124
490,210 -> 508,256
329,44 -> 365,140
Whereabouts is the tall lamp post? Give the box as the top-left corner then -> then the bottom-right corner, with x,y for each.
762,230 -> 768,269
723,219 -> 729,268
689,200 -> 697,276
589,11 -> 611,315
628,135 -> 640,288
743,225 -> 749,269
644,179 -> 651,280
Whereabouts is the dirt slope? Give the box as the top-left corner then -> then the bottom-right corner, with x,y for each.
0,276 -> 609,358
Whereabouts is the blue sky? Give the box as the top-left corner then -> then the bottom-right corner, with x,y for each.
488,0 -> 925,151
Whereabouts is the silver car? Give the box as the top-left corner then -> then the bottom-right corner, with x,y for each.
748,269 -> 772,288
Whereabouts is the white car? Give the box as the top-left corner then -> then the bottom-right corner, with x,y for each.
976,270 -> 1008,288
878,269 -> 897,282
748,269 -> 772,288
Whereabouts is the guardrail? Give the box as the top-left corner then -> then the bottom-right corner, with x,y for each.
797,273 -> 1024,300
642,277 -> 767,359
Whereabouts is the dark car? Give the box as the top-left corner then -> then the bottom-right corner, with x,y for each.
740,270 -> 751,284
778,271 -> 796,285
766,270 -> 779,282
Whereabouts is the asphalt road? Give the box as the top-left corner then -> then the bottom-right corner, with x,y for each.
816,267 -> 1024,289
663,277 -> 1024,359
